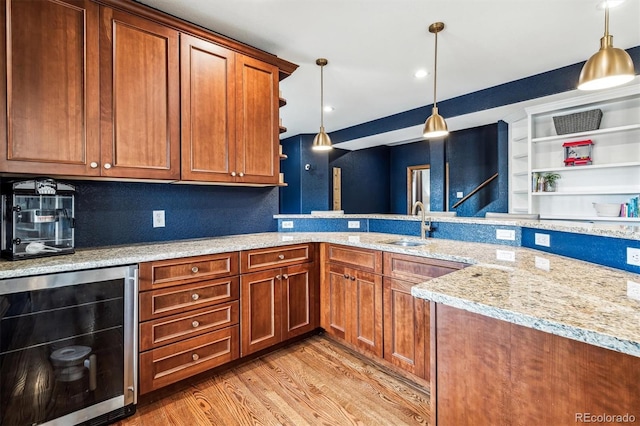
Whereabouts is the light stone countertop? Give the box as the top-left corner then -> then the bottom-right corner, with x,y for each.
1,232 -> 639,357
274,213 -> 640,240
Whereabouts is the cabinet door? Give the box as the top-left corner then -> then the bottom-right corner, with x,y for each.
383,278 -> 427,379
350,269 -> 383,357
0,0 -> 100,175
235,55 -> 279,184
321,263 -> 349,340
99,7 -> 179,179
240,269 -> 282,356
180,33 -> 236,182
282,263 -> 317,339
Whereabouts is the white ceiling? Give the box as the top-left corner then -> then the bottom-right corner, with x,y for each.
138,0 -> 640,147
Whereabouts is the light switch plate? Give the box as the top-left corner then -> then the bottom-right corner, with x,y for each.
152,210 -> 165,228
456,191 -> 464,199
348,221 -> 360,229
496,229 -> 516,241
281,221 -> 294,229
534,233 -> 550,247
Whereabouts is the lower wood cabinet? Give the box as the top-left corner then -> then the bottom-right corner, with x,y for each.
241,262 -> 317,356
321,244 -> 383,358
434,304 -> 640,425
138,253 -> 240,394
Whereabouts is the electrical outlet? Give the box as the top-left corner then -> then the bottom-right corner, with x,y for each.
627,281 -> 640,301
496,229 -> 515,241
281,221 -> 294,229
627,247 -> 640,267
348,221 -> 360,229
534,233 -> 550,247
496,249 -> 515,262
152,210 -> 165,228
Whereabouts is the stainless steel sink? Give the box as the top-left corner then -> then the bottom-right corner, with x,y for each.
384,239 -> 427,247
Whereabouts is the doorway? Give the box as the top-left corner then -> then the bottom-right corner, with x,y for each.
407,165 -> 430,214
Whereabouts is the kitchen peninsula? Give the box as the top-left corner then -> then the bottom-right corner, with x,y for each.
1,223 -> 638,425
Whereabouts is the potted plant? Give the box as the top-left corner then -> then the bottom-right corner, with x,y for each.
543,172 -> 561,192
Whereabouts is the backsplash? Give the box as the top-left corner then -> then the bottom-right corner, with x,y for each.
1,178 -> 279,249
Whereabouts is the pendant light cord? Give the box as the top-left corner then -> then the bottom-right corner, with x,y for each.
433,29 -> 438,108
320,64 -> 325,128
604,5 -> 609,37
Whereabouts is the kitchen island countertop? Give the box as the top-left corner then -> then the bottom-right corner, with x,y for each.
0,232 -> 638,357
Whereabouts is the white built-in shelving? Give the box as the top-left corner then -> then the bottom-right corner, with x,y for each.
520,83 -> 640,222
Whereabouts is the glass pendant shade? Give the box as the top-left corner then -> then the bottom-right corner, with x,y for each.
312,126 -> 332,150
423,106 -> 449,139
578,6 -> 635,91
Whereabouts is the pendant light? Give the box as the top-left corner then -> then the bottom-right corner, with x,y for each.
578,3 -> 635,91
423,22 -> 449,139
312,58 -> 333,151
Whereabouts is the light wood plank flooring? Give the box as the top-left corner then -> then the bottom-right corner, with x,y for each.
116,335 -> 431,426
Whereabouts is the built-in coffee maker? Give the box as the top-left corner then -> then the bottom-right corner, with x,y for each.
1,177 -> 75,260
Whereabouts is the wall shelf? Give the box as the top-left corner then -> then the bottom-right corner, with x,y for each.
532,161 -> 640,174
531,123 -> 640,143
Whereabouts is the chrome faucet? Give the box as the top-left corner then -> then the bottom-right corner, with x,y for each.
411,201 -> 431,239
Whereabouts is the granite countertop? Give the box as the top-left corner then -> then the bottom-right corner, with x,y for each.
1,232 -> 639,357
274,213 -> 640,240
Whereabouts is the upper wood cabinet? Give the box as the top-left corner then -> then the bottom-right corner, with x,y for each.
99,7 -> 180,180
181,35 -> 280,185
0,0 -> 100,176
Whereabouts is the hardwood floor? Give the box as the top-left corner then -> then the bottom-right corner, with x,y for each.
116,335 -> 431,426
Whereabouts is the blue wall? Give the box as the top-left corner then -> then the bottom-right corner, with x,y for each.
26,179 -> 279,248
329,146 -> 391,213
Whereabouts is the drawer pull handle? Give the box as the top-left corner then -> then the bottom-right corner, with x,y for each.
192,320 -> 200,328
191,293 -> 200,301
278,254 -> 285,260
192,353 -> 199,361
282,274 -> 288,280
191,266 -> 199,273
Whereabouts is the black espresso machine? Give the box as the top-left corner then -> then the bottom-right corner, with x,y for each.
1,178 -> 76,260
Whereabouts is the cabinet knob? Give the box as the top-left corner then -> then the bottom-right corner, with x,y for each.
231,171 -> 237,177
239,172 -> 244,177
191,293 -> 200,301
192,353 -> 199,361
350,276 -> 356,281
278,254 -> 285,260
343,273 -> 349,279
192,320 -> 200,328
90,162 -> 98,169
275,274 -> 281,280
282,274 -> 288,280
103,163 -> 112,169
191,266 -> 199,273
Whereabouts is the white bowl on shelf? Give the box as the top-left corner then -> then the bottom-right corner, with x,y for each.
592,203 -> 621,217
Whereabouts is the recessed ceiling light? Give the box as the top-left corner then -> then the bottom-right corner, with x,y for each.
596,0 -> 625,9
324,105 -> 334,112
414,69 -> 429,79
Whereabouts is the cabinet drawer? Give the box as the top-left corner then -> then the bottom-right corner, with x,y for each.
140,301 -> 239,351
139,325 -> 239,395
139,252 -> 239,291
324,244 -> 382,273
241,244 -> 313,273
139,276 -> 239,321
383,252 -> 467,283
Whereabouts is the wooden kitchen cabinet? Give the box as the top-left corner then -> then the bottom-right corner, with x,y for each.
138,252 -> 240,394
381,252 -> 467,380
240,244 -> 317,356
99,7 -> 180,180
321,244 -> 383,357
181,34 -> 280,184
0,0 -> 100,176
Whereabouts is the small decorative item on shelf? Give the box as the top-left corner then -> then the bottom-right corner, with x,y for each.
621,195 -> 639,218
553,109 -> 602,135
592,202 -> 621,217
542,172 -> 561,192
563,140 -> 593,166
